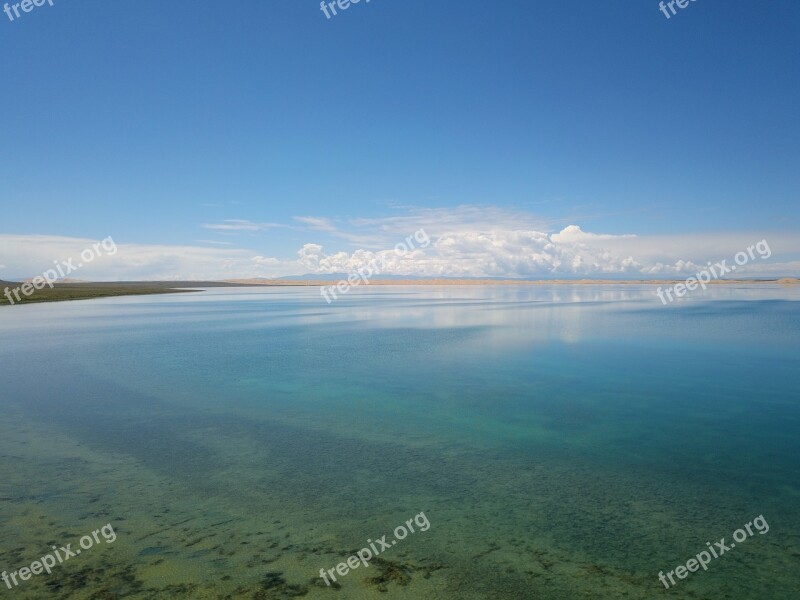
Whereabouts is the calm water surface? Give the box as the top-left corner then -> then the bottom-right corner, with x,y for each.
1,285 -> 798,599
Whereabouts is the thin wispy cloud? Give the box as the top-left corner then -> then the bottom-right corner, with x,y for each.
199,200 -> 241,208
350,205 -> 551,235
203,220 -> 284,232
293,216 -> 387,247
293,216 -> 339,232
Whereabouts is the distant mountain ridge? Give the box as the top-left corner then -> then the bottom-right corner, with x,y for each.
276,274 -> 514,281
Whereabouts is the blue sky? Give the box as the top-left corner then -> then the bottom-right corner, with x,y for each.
1,0 -> 799,279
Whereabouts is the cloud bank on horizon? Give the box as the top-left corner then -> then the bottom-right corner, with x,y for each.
1,206 -> 798,281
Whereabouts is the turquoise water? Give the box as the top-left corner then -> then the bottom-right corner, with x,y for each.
1,285 -> 798,599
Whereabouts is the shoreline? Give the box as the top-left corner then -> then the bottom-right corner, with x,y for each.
1,278 -> 798,307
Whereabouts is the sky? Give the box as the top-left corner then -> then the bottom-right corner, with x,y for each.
1,0 -> 799,280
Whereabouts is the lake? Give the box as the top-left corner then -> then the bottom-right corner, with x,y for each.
1,285 -> 798,599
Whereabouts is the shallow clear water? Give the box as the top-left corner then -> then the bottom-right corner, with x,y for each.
1,285 -> 799,599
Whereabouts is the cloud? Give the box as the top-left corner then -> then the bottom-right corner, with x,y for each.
202,220 -> 283,232
550,224 -> 636,244
2,206 -> 799,280
0,235 -> 280,281
284,214 -> 800,278
293,216 -> 387,247
293,216 -> 338,232
195,239 -> 234,246
252,256 -> 280,267
350,205 -> 549,235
